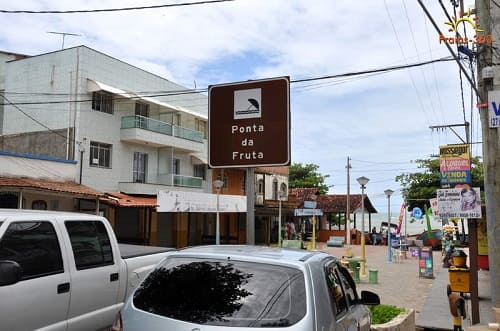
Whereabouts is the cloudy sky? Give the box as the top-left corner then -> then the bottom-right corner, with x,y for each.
0,0 -> 480,212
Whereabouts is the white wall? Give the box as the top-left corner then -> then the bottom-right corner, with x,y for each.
0,152 -> 77,181
3,46 -> 209,193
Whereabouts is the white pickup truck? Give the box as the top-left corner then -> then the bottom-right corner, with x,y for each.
0,209 -> 173,331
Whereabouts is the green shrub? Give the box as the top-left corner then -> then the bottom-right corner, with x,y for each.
369,304 -> 405,324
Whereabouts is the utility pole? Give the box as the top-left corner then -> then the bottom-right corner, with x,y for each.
476,0 -> 499,310
429,123 -> 470,144
346,156 -> 352,245
419,0 -> 499,317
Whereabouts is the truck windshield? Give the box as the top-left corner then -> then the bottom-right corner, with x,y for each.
133,257 -> 306,327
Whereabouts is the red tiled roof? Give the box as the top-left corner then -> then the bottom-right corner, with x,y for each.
104,192 -> 158,207
0,177 -> 103,198
289,188 -> 321,200
317,194 -> 378,213
256,166 -> 289,176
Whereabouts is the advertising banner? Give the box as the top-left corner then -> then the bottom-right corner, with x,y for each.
437,187 -> 481,218
157,190 -> 247,213
429,198 -> 439,217
439,144 -> 471,188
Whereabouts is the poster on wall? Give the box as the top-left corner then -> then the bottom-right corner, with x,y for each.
477,218 -> 488,255
437,187 -> 482,219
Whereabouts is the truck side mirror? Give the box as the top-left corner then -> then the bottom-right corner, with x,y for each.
0,260 -> 22,286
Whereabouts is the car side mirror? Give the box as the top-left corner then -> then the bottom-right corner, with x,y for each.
360,290 -> 380,305
0,260 -> 22,286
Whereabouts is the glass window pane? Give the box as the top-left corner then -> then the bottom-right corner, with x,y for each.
133,258 -> 306,327
0,221 -> 64,279
65,221 -> 114,270
89,141 -> 112,168
325,262 -> 347,316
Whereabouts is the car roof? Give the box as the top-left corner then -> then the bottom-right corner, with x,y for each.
0,209 -> 104,221
172,245 -> 331,265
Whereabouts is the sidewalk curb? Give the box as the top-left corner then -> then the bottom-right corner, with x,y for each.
371,309 -> 415,331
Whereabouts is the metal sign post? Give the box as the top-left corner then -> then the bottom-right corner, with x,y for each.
208,77 -> 291,245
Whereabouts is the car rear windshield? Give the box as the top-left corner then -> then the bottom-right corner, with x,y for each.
133,257 -> 307,327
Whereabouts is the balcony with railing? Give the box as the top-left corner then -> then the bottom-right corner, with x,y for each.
118,173 -> 205,195
120,115 -> 204,152
173,174 -> 203,188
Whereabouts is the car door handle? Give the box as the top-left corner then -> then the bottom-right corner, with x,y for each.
110,273 -> 119,282
57,282 -> 70,294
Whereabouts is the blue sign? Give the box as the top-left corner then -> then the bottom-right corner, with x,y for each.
294,209 -> 323,216
412,207 -> 423,219
303,201 -> 317,209
440,171 -> 471,188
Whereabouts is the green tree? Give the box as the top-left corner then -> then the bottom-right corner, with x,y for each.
289,163 -> 330,194
395,157 -> 484,211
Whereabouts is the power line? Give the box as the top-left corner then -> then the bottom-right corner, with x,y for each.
401,0 -> 441,122
0,0 -> 235,14
0,92 -> 74,143
0,56 -> 457,107
423,7 -> 446,125
384,0 -> 431,125
291,56 -> 455,84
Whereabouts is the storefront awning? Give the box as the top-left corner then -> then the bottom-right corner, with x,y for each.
87,79 -> 207,120
191,155 -> 207,164
87,79 -> 131,98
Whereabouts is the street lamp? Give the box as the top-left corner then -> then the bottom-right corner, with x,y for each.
402,189 -> 409,240
213,179 -> 224,245
278,190 -> 286,247
308,192 -> 320,251
356,176 -> 369,277
384,189 -> 394,263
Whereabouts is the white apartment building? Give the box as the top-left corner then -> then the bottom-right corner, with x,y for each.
0,46 -> 290,247
1,46 -> 210,195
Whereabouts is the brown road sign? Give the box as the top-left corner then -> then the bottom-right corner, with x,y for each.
208,76 -> 290,168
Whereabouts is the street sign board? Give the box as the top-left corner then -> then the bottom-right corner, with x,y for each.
304,201 -> 317,209
294,209 -> 323,216
488,90 -> 500,128
208,77 -> 290,168
439,144 -> 471,188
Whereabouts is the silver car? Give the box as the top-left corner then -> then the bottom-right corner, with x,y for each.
113,245 -> 379,331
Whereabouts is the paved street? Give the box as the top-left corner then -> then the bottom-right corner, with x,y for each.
318,243 -> 493,330
319,243 -> 439,320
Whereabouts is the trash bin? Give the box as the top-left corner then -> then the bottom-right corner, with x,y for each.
369,268 -> 378,284
354,266 -> 360,283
